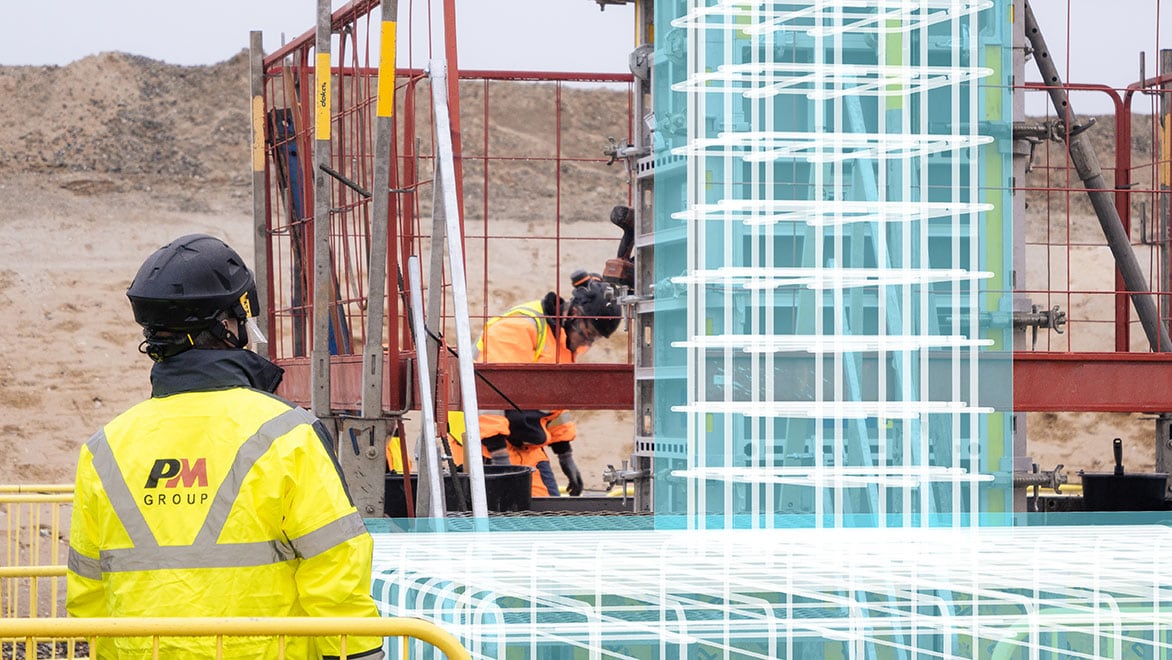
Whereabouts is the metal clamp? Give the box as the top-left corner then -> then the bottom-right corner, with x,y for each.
1013,304 -> 1067,350
603,459 -> 650,504
1013,463 -> 1069,499
1012,119 -> 1094,173
604,136 -> 650,167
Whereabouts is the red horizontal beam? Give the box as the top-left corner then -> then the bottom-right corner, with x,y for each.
274,358 -> 634,413
275,352 -> 1172,416
1014,352 -> 1172,413
472,364 -> 634,410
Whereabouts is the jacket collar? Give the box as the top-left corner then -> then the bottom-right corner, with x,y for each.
150,349 -> 285,398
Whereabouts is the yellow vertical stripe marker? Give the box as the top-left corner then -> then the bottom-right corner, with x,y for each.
377,21 -> 398,119
251,96 -> 265,173
316,52 -> 331,140
1162,102 -> 1170,189
735,2 -> 751,38
983,44 -> 1006,350
634,0 -> 641,47
980,25 -> 1010,513
885,19 -> 902,111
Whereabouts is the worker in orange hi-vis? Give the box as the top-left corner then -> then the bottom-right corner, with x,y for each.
470,270 -> 622,497
66,234 -> 385,660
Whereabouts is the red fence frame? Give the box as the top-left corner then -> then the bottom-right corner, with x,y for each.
257,0 -> 636,415
257,0 -> 1172,417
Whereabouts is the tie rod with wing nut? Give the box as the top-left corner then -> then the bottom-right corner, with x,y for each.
1013,305 -> 1067,351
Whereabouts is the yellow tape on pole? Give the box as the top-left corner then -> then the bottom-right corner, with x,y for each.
1162,106 -> 1170,188
315,52 -> 331,140
251,96 -> 265,172
376,21 -> 398,118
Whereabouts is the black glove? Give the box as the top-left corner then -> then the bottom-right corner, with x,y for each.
504,409 -> 549,447
550,441 -> 583,496
483,434 -> 511,465
489,447 -> 512,465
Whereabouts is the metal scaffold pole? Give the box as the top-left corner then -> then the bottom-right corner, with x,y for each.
248,30 -> 270,355
311,0 -> 334,415
361,1 -> 399,417
407,255 -> 447,524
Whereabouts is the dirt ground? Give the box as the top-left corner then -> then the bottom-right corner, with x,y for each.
0,51 -> 1160,506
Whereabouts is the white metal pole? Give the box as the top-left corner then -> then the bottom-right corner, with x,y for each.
429,60 -> 488,519
408,255 -> 447,523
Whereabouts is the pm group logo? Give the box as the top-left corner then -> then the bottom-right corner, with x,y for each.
143,457 -> 210,506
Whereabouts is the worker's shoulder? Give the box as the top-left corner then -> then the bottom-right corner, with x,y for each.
495,312 -> 542,327
96,389 -> 308,450
483,315 -> 544,348
222,388 -> 321,429
493,307 -> 547,332
121,387 -> 302,421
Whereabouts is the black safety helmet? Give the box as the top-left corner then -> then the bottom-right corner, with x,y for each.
567,270 -> 621,338
127,234 -> 258,359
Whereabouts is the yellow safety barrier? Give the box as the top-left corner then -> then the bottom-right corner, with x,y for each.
0,484 -> 76,493
2,485 -> 73,619
3,487 -> 471,658
1,566 -> 69,619
0,616 -> 471,659
0,565 -> 67,578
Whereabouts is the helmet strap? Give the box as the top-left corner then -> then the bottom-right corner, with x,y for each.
139,331 -> 196,363
562,304 -> 584,337
138,313 -> 247,362
207,315 -> 248,349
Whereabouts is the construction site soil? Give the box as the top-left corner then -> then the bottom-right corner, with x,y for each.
0,51 -> 1159,502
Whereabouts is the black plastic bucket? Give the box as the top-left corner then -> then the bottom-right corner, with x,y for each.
1080,438 -> 1168,512
384,464 -> 533,517
1082,472 -> 1168,511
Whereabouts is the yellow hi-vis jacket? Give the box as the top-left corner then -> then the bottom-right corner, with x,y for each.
466,299 -> 579,496
67,350 -> 383,659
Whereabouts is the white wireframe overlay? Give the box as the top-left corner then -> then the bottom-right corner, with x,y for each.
663,0 -> 1000,528
373,526 -> 1172,658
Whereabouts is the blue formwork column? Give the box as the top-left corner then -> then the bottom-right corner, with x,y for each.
654,1 -> 1014,530
651,0 -> 692,528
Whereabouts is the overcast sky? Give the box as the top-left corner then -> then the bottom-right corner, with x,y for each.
0,1 -> 634,72
1024,0 -> 1172,115
0,1 -> 1166,115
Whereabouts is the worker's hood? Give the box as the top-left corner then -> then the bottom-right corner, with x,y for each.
149,349 -> 284,398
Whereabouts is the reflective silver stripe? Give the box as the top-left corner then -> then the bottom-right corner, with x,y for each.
288,512 -> 367,560
480,409 -> 506,416
87,429 -> 158,549
100,539 -> 297,573
477,301 -> 548,361
194,407 -> 318,547
546,411 -> 573,428
68,547 -> 102,580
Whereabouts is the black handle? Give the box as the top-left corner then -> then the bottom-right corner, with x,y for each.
1113,437 -> 1124,476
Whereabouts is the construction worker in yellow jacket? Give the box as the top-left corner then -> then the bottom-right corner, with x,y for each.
66,234 -> 385,659
471,271 -> 622,497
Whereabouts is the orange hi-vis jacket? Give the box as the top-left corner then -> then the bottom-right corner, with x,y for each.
467,299 -> 580,496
